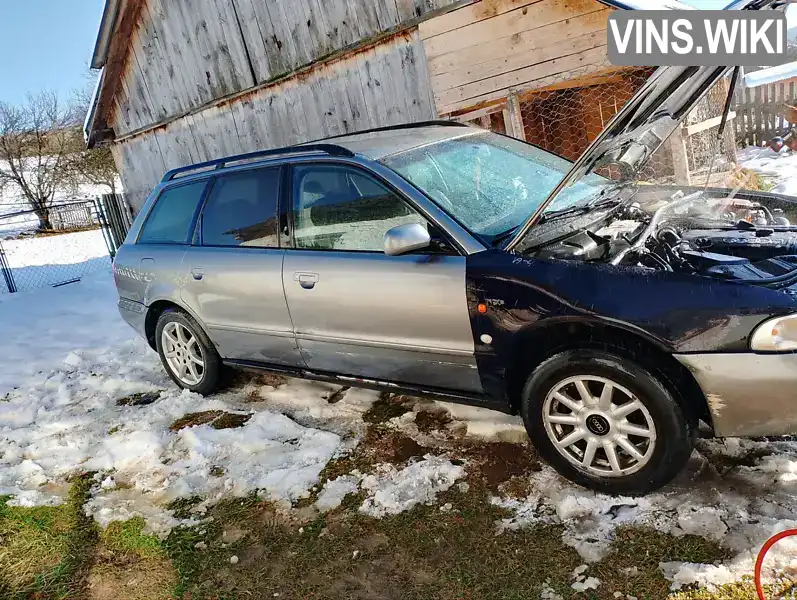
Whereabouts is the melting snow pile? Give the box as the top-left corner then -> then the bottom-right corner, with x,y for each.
359,455 -> 465,517
494,438 -> 797,591
313,455 -> 467,518
738,145 -> 797,197
0,272 -> 367,536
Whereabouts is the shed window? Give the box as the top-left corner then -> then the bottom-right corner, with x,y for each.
138,181 -> 207,244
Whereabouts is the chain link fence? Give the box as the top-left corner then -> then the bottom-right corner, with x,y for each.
0,195 -> 133,294
461,60 -> 740,188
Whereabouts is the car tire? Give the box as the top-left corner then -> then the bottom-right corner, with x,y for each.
520,349 -> 695,496
155,308 -> 223,396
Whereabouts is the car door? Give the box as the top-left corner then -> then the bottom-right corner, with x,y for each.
116,180 -> 208,308
282,162 -> 482,393
180,165 -> 303,366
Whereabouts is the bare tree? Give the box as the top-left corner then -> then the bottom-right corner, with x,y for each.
63,81 -> 119,195
63,143 -> 118,195
0,92 -> 78,230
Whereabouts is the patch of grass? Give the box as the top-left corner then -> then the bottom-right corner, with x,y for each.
107,425 -> 121,436
673,579 -> 797,599
0,475 -> 98,599
164,482 -> 587,600
212,412 -> 251,430
169,410 -> 252,432
362,393 -> 412,424
91,518 -> 176,600
167,496 -> 204,520
591,526 -> 732,600
117,391 -> 161,407
102,517 -> 165,560
165,496 -> 261,597
169,411 -> 224,431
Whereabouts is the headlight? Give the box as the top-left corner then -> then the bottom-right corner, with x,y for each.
750,314 -> 797,352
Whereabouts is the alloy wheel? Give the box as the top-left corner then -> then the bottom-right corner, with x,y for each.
161,322 -> 205,386
542,375 -> 657,477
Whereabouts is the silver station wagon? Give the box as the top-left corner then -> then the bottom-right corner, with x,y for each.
115,44 -> 797,495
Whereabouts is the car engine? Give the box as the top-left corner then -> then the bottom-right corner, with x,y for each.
533,187 -> 797,289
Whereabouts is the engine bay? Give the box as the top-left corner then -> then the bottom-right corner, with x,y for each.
531,186 -> 797,289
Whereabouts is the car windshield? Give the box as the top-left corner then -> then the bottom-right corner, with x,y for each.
381,131 -> 610,241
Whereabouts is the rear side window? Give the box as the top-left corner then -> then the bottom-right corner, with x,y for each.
138,181 -> 206,244
201,167 -> 280,248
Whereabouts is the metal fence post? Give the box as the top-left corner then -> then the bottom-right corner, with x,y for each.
93,197 -> 117,259
0,240 -> 17,293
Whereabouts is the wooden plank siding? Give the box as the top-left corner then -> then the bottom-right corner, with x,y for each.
114,31 -> 437,210
419,0 -> 616,115
108,0 -> 462,137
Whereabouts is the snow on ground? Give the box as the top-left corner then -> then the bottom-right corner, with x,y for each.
1,269 -> 797,588
493,441 -> 797,590
359,455 -> 466,518
0,269 -> 128,391
739,145 -> 797,196
0,229 -> 110,293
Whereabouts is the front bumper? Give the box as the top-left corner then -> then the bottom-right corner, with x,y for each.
117,297 -> 147,340
675,353 -> 797,437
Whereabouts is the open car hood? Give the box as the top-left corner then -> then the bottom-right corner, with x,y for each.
506,0 -> 786,252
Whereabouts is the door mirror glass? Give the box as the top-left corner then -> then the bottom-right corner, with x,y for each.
384,223 -> 431,256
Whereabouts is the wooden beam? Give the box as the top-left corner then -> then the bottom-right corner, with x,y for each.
507,91 -> 526,141
685,111 -> 736,137
668,124 -> 691,186
502,108 -> 514,137
452,102 -> 507,122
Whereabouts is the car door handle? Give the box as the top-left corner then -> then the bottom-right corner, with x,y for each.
191,267 -> 204,281
294,272 -> 319,289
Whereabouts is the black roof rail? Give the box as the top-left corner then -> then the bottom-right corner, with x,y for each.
315,120 -> 469,142
161,143 -> 355,182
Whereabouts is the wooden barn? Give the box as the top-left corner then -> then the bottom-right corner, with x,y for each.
85,0 -> 689,211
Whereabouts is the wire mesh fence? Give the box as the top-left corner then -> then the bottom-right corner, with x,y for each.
0,195 -> 133,294
461,61 -> 743,189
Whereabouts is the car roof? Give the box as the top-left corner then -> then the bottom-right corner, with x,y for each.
159,122 -> 482,184
318,125 -> 481,160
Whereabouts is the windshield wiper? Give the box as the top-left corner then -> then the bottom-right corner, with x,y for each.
490,226 -> 520,247
537,195 -> 622,224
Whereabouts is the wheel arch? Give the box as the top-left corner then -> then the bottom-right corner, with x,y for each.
144,299 -> 209,352
504,319 -> 713,430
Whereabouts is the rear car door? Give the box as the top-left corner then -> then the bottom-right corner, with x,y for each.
180,166 -> 303,366
282,162 -> 481,392
114,180 -> 208,310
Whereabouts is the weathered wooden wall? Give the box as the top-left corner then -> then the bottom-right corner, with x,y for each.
110,0 -> 461,137
114,31 -> 437,209
419,0 -> 615,115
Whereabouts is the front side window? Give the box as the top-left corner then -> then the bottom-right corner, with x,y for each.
291,164 -> 426,252
139,181 -> 207,244
201,167 -> 280,248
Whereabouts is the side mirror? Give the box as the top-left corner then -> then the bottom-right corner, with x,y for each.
384,223 -> 431,256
